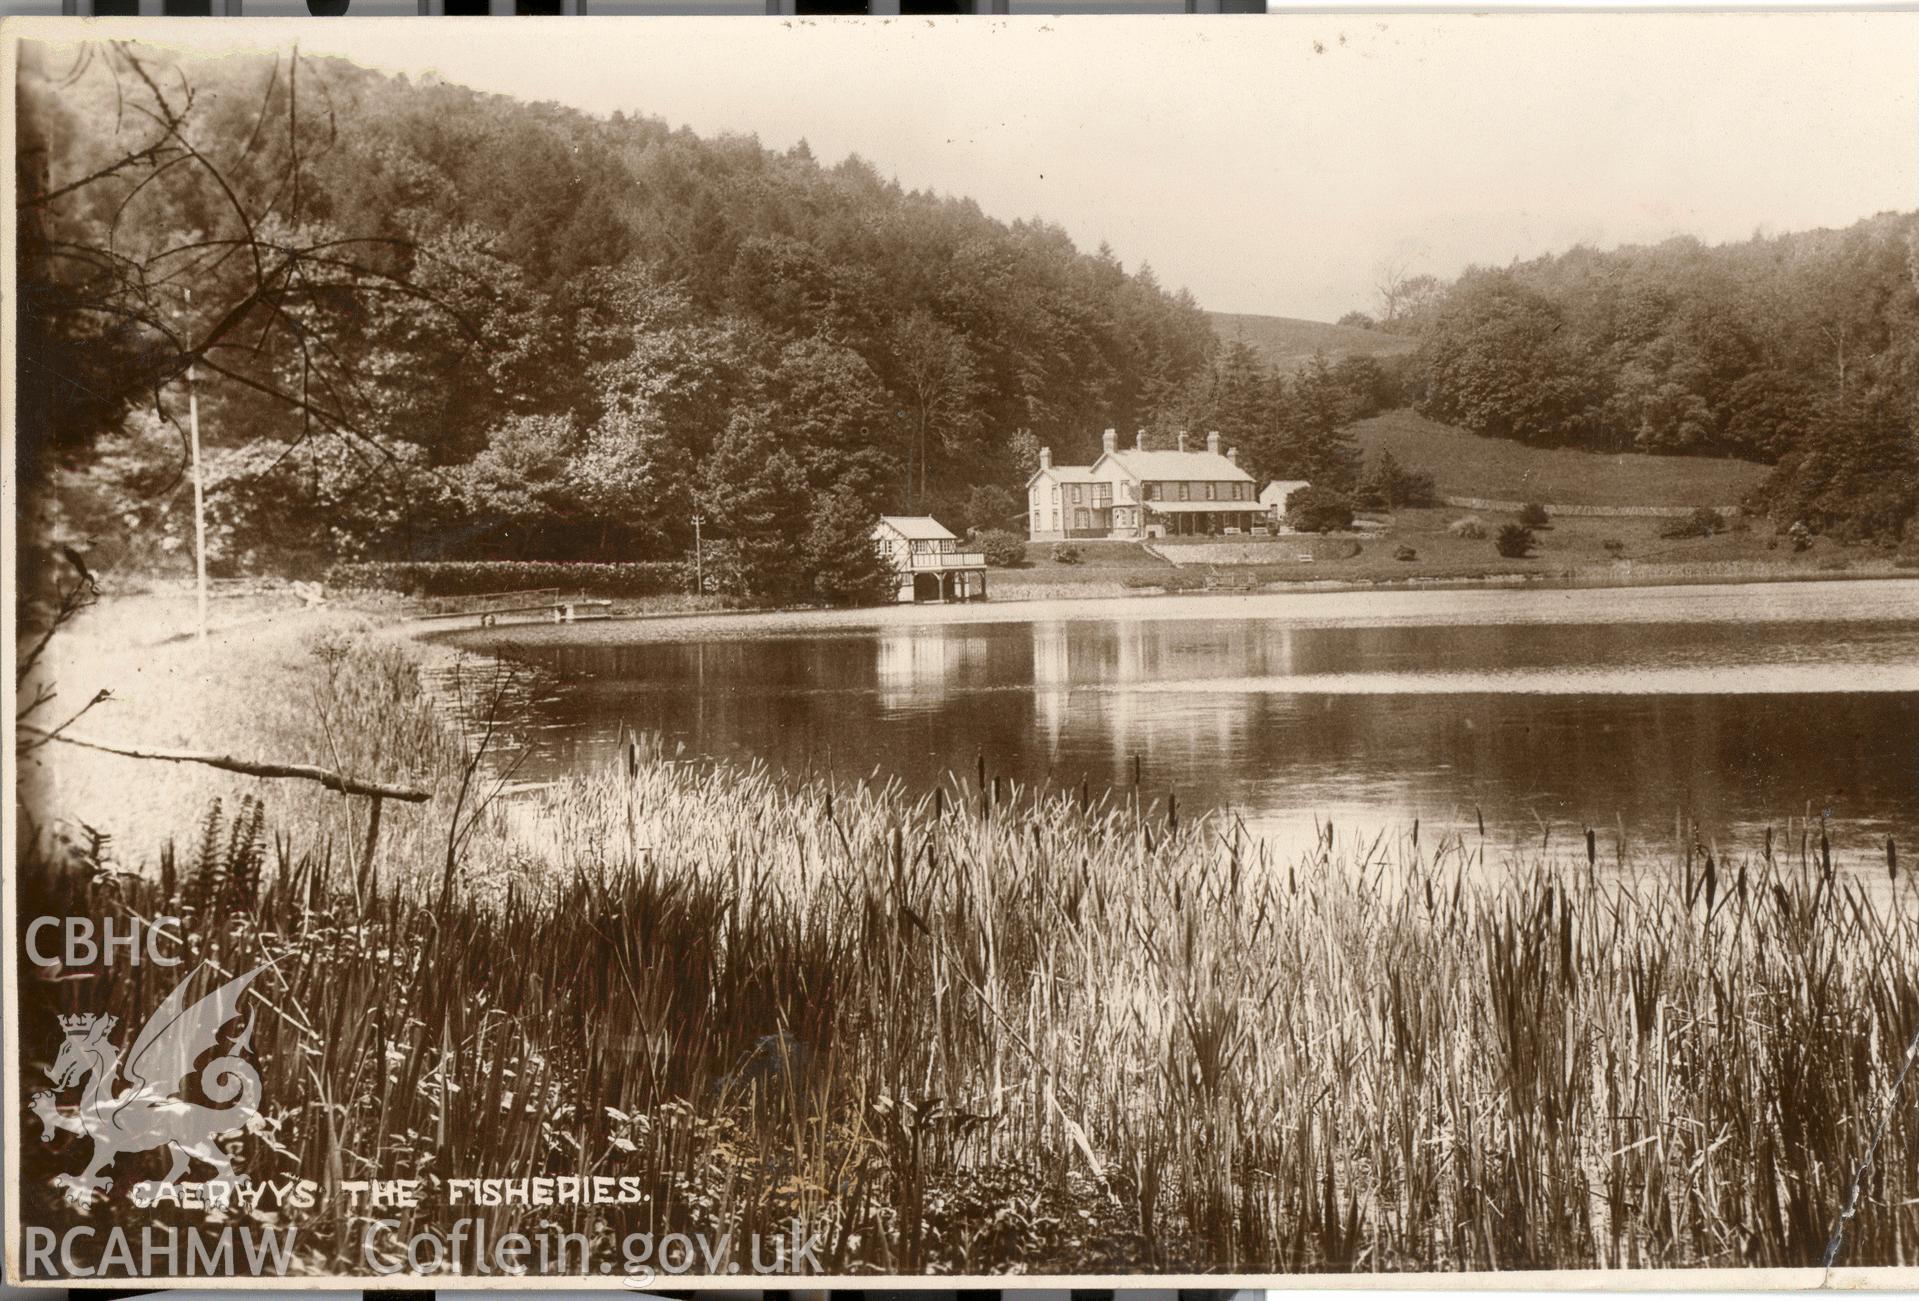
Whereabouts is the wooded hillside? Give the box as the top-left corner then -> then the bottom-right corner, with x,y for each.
18,43 -> 1216,578
1405,218 -> 1919,540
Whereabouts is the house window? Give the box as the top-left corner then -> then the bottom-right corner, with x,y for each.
1031,512 -> 1039,532
1115,508 -> 1131,528
1178,483 -> 1190,501
1072,484 -> 1084,504
1204,483 -> 1216,501
1145,483 -> 1160,501
1074,508 -> 1090,530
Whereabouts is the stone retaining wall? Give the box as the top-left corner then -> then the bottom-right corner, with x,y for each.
1440,496 -> 1743,519
1151,538 -> 1363,567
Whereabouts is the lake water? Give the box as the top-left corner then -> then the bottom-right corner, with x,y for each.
462,580 -> 1919,867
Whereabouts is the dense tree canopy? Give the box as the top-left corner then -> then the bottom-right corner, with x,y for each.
1406,218 -> 1919,540
19,43 -> 1217,577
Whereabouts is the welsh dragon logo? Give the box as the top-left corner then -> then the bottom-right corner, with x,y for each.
32,963 -> 267,1206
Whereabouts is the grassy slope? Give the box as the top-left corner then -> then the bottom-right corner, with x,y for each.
1352,409 -> 1770,509
1208,311 -> 1418,371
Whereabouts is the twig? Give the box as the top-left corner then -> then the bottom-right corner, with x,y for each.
16,689 -> 112,753
17,556 -> 100,690
438,659 -> 521,911
17,726 -> 429,802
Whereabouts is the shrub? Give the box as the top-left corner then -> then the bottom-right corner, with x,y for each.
968,528 -> 1029,568
328,560 -> 680,599
1495,524 -> 1536,558
1659,506 -> 1726,540
1448,516 -> 1487,540
1788,521 -> 1813,552
1051,542 -> 1081,565
677,540 -> 749,597
959,485 -> 1021,534
1393,545 -> 1417,562
1518,502 -> 1551,528
1284,485 -> 1356,534
1602,538 -> 1626,557
1361,451 -> 1439,510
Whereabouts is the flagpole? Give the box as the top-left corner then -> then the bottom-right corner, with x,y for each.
185,288 -> 207,643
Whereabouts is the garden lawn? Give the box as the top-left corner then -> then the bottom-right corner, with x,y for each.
1352,409 -> 1771,508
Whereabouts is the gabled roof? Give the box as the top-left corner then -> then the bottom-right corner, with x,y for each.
1260,479 -> 1311,505
1027,465 -> 1107,486
1099,448 -> 1255,483
875,515 -> 957,542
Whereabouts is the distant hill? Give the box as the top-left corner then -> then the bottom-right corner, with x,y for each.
1208,312 -> 1418,371
1351,410 -> 1769,509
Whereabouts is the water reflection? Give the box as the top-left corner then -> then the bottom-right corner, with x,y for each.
472,598 -> 1919,869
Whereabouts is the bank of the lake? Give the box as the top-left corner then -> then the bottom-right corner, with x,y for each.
440,575 -> 1919,648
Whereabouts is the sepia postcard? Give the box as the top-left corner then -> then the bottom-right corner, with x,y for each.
5,11 -> 1919,1289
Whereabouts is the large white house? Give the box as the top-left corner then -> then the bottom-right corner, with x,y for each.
871,515 -> 987,604
1027,429 -> 1259,541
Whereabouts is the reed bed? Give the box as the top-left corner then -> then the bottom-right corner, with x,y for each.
18,631 -> 1919,1277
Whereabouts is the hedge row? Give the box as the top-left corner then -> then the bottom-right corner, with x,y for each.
327,561 -> 683,598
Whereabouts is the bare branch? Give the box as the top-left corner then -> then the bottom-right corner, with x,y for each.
17,726 -> 431,802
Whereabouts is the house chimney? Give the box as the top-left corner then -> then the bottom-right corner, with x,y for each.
1177,430 -> 1188,453
1228,447 -> 1239,465
1206,430 -> 1221,455
1102,428 -> 1118,454
1039,446 -> 1052,470
1135,429 -> 1146,451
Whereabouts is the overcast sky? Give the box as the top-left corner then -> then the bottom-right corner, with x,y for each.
18,14 -> 1919,320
